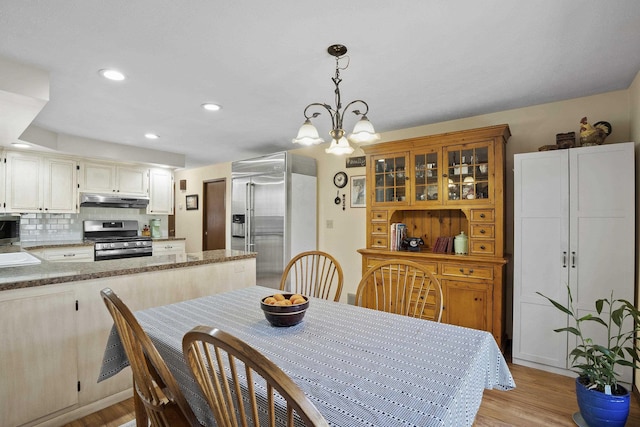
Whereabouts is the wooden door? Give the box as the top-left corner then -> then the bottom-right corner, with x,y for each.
203,179 -> 226,250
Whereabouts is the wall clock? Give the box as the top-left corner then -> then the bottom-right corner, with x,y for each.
333,171 -> 348,188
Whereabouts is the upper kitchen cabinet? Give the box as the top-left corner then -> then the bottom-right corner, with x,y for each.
147,168 -> 174,214
368,137 -> 499,207
80,161 -> 148,196
5,151 -> 77,214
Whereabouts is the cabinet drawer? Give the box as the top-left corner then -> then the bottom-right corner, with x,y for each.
365,257 -> 437,275
441,264 -> 493,280
370,236 -> 388,249
370,223 -> 388,235
469,240 -> 495,255
470,224 -> 495,238
370,210 -> 388,222
470,209 -> 494,222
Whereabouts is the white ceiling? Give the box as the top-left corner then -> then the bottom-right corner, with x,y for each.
1,1 -> 640,168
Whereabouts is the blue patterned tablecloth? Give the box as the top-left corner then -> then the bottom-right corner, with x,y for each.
99,285 -> 514,426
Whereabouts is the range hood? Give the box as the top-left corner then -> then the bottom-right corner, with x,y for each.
80,193 -> 149,209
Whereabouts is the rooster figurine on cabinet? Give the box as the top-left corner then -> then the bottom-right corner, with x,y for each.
579,116 -> 612,146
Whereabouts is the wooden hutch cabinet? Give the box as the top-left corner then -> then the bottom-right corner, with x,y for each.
358,124 -> 510,349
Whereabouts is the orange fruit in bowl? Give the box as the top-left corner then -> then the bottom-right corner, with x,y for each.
263,297 -> 277,305
273,293 -> 286,302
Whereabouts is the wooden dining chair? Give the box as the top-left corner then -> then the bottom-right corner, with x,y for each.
355,259 -> 443,322
100,288 -> 200,427
183,326 -> 329,427
279,250 -> 344,302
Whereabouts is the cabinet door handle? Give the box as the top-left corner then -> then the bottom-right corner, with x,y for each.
571,251 -> 576,268
459,268 -> 464,273
468,269 -> 474,273
480,213 -> 486,218
562,251 -> 567,268
442,173 -> 448,178
480,229 -> 486,234
480,245 -> 486,250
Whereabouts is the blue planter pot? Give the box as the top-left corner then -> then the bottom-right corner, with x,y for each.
575,377 -> 630,427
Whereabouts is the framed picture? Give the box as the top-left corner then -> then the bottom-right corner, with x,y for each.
186,194 -> 199,210
350,175 -> 366,208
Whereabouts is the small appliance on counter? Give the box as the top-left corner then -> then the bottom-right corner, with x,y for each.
0,215 -> 20,245
150,219 -> 161,238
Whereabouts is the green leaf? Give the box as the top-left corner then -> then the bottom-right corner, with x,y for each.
537,292 -> 572,315
555,327 -> 580,336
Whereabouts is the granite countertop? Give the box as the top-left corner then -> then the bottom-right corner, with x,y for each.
0,249 -> 256,291
18,240 -> 94,250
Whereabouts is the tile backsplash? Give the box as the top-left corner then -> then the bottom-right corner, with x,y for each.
19,207 -> 168,242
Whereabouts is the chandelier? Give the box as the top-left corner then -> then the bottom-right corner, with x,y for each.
292,44 -> 379,155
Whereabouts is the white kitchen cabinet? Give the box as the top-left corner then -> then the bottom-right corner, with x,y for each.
512,143 -> 635,381
29,246 -> 94,262
0,257 -> 256,426
147,167 -> 174,214
153,239 -> 186,256
5,151 -> 77,213
0,286 -> 78,427
80,161 -> 148,196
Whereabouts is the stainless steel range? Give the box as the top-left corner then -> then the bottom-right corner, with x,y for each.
83,220 -> 152,261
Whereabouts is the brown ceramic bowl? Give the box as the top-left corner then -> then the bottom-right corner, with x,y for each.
260,294 -> 309,327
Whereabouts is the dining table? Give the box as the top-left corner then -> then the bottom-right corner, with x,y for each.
99,285 -> 515,426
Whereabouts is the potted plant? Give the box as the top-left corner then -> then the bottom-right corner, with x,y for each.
538,286 -> 640,427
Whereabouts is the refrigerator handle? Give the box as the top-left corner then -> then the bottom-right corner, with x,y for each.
245,182 -> 254,252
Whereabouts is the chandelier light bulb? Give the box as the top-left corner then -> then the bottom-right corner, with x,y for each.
325,136 -> 354,155
292,119 -> 325,145
348,115 -> 380,144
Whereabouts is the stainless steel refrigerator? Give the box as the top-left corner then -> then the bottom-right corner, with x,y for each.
231,152 -> 317,288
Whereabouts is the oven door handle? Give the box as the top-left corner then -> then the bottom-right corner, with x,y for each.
94,247 -> 152,260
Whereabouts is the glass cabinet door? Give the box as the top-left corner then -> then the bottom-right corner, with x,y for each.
413,150 -> 441,203
372,154 -> 408,203
445,144 -> 491,202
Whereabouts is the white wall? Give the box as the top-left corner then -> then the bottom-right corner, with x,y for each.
174,87 -> 636,324
174,162 -> 231,252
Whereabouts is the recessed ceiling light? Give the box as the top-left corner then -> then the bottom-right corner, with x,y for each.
145,133 -> 160,140
201,103 -> 222,111
99,69 -> 126,81
11,142 -> 30,148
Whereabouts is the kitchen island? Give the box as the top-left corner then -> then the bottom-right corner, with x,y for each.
0,248 -> 256,427
0,245 -> 253,290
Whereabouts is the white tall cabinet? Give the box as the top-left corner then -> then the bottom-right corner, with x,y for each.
147,168 -> 174,214
512,142 -> 635,381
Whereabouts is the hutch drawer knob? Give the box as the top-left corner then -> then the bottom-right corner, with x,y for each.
459,268 -> 464,273
480,229 -> 486,234
469,269 -> 474,273
480,213 -> 486,218
480,245 -> 486,250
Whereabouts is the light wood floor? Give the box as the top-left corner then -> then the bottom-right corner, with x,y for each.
64,363 -> 640,427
